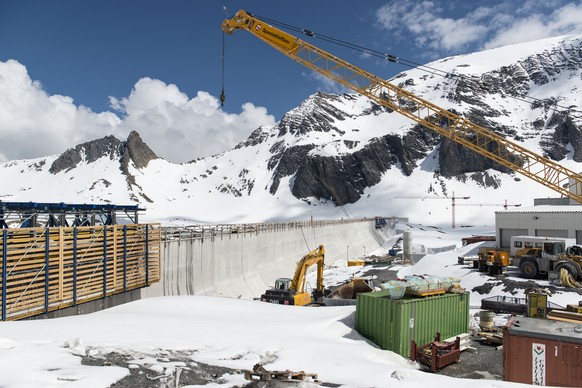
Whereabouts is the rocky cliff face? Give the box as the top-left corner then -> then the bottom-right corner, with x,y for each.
271,122 -> 441,204
122,131 -> 158,170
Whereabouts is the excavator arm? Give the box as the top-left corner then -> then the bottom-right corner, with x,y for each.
223,10 -> 582,203
290,244 -> 325,295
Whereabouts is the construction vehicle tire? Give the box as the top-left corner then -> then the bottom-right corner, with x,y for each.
488,265 -> 502,276
520,259 -> 539,279
555,261 -> 579,280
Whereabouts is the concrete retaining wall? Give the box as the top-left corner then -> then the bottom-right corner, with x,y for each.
27,290 -> 142,320
142,219 -> 385,299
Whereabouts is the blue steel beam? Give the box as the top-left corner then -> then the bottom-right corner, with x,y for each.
145,225 -> 149,286
0,201 -> 143,212
73,228 -> 78,306
2,230 -> 7,321
103,227 -> 107,298
44,228 -> 49,314
123,225 -> 127,292
0,201 -> 145,228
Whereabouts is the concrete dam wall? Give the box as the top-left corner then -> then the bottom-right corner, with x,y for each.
142,219 -> 387,299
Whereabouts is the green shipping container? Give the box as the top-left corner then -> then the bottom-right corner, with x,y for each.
355,291 -> 469,357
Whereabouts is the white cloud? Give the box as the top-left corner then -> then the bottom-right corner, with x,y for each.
376,0 -> 487,53
110,78 -> 275,162
376,0 -> 582,55
0,60 -> 119,161
0,60 -> 275,164
484,3 -> 582,49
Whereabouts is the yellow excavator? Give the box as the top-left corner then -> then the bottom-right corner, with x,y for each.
260,244 -> 325,306
222,10 -> 582,204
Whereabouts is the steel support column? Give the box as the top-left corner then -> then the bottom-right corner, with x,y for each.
44,228 -> 49,314
2,229 -> 7,320
103,226 -> 107,298
123,225 -> 127,292
145,224 -> 149,285
73,228 -> 77,306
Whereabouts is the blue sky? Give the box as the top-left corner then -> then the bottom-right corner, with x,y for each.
1,0 -> 582,162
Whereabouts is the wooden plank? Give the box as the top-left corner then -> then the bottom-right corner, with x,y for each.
6,287 -> 47,301
547,310 -> 582,322
6,299 -> 45,313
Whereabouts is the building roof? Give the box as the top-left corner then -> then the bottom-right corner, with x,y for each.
507,317 -> 582,344
496,205 -> 582,214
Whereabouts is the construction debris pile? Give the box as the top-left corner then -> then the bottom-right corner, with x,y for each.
243,364 -> 319,384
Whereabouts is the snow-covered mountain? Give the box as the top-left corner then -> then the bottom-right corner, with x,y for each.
2,35 -> 582,226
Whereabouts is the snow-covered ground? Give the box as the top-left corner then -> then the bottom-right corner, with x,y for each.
1,222 -> 580,388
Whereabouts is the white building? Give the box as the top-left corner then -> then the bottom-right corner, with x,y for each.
495,205 -> 582,248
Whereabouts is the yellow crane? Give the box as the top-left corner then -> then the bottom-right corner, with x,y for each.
222,10 -> 582,203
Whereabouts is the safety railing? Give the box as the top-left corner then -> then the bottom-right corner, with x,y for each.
160,217 -> 407,242
0,223 -> 160,321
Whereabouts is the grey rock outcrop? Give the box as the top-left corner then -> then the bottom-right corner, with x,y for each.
50,131 -> 158,175
49,136 -> 123,174
120,131 -> 158,171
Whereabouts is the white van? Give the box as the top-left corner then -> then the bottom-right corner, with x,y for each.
509,236 -> 575,258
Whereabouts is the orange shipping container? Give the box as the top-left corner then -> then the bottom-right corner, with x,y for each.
503,316 -> 582,386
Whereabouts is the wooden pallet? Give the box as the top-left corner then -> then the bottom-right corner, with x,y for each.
244,364 -> 319,383
478,331 -> 503,346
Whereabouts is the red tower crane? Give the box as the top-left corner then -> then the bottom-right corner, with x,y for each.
393,192 -> 470,229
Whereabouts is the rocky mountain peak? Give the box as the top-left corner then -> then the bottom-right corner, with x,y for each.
122,131 -> 158,169
49,131 -> 158,175
277,92 -> 349,137
49,135 -> 123,174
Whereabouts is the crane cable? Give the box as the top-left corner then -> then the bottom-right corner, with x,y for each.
252,13 -> 575,113
220,30 -> 226,107
220,6 -> 229,107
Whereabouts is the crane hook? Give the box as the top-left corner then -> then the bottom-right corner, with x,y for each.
220,88 -> 226,107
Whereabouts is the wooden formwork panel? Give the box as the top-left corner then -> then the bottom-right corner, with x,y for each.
0,223 -> 160,320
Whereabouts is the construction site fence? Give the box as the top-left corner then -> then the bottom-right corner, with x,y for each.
160,217 -> 407,242
0,223 -> 161,321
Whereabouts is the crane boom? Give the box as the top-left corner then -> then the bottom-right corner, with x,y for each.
222,10 -> 582,204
